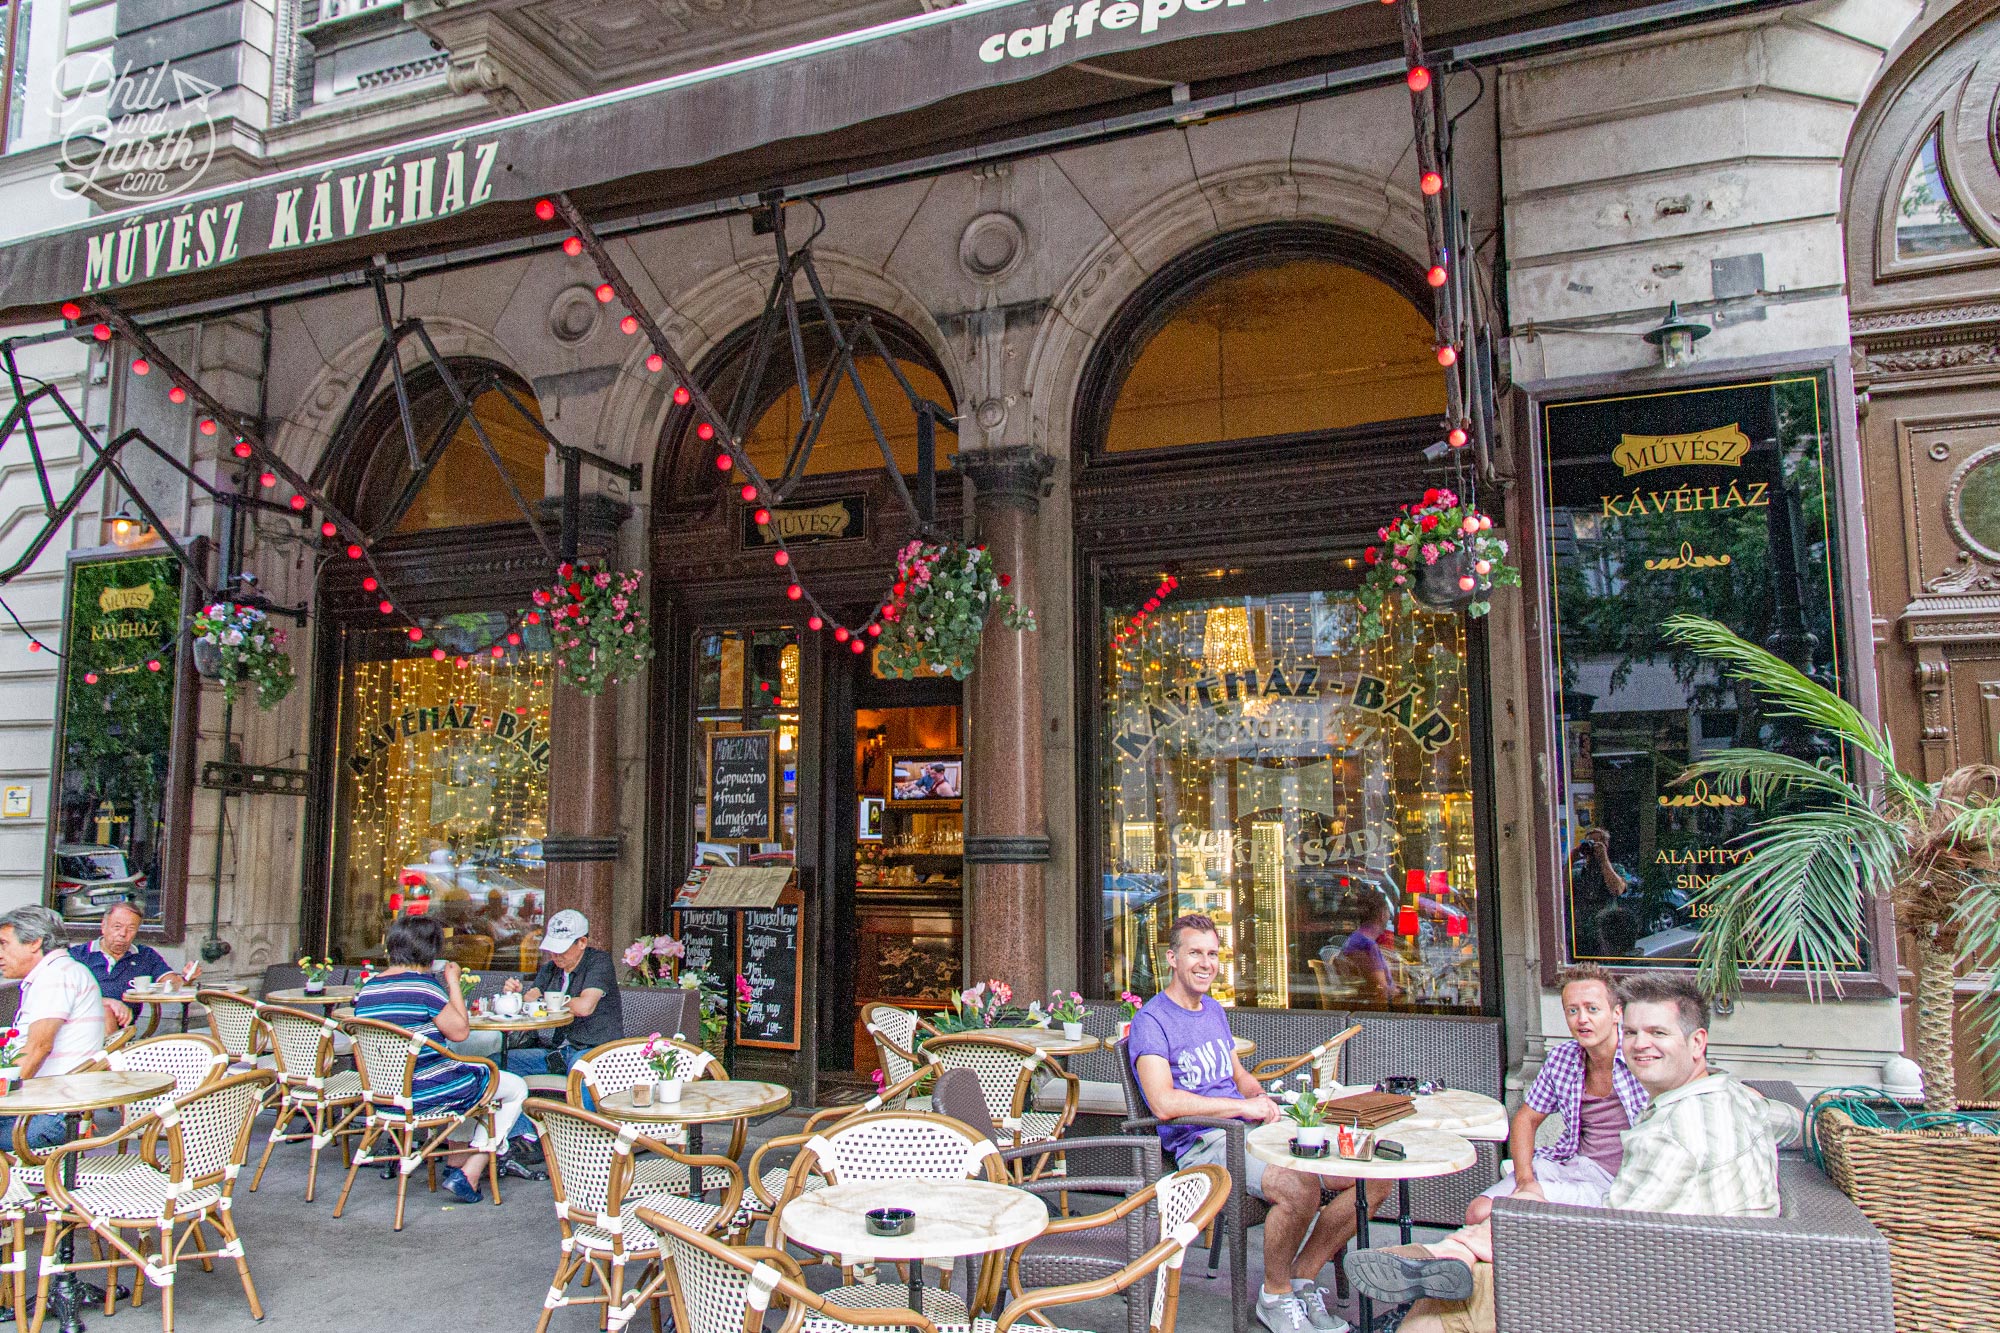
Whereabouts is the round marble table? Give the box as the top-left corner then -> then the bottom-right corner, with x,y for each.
598,1081 -> 792,1198
122,982 -> 243,1036
1249,1122 -> 1477,1331
1315,1084 -> 1509,1142
265,986 -> 357,1007
0,1071 -> 176,1332
985,1027 -> 1103,1057
465,1003 -> 571,1033
779,1177 -> 1047,1316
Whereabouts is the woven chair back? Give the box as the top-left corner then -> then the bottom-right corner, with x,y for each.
259,1005 -> 339,1086
201,990 -> 263,1059
922,1034 -> 1041,1127
862,1003 -> 924,1087
804,1111 -> 1002,1184
570,1035 -> 718,1104
165,1070 -> 271,1188
343,1016 -> 423,1109
650,1217 -> 776,1333
621,987 -> 700,1042
1150,1167 -> 1222,1331
108,1033 -> 227,1124
533,1098 -> 636,1223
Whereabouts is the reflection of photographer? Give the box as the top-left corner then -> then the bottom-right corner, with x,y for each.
1570,828 -> 1636,957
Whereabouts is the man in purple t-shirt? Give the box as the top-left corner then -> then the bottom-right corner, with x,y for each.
1130,913 -> 1392,1333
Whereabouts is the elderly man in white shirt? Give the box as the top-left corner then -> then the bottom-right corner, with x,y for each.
0,905 -> 108,1152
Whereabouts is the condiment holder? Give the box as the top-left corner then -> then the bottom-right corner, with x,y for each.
1334,1126 -> 1377,1161
865,1207 -> 914,1238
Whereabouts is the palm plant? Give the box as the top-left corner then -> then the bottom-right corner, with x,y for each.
1661,614 -> 2000,1110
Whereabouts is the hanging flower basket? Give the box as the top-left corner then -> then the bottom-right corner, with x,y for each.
531,562 -> 654,696
189,602 -> 295,708
874,540 -> 1034,681
1356,487 -> 1518,643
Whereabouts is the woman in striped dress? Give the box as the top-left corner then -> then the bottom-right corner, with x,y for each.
354,913 -> 529,1203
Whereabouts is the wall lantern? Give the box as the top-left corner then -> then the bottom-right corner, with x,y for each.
1642,300 -> 1710,370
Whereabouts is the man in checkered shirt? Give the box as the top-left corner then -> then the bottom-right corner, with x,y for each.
1348,974 -> 1779,1333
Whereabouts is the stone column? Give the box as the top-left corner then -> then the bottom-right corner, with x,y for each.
544,684 -> 619,946
960,447 -> 1055,995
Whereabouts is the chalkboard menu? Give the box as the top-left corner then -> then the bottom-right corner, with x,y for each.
736,904 -> 802,1050
706,731 -> 776,843
673,908 -> 732,979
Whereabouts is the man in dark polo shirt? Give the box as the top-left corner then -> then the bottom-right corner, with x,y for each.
499,909 -> 622,1075
70,901 -> 189,1031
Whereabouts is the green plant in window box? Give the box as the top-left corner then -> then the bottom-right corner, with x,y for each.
1356,488 -> 1517,644
874,540 -> 1033,681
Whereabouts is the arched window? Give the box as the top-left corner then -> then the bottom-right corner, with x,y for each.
343,361 -> 549,533
664,304 -> 953,492
1894,125 -> 1983,260
1086,235 -> 1445,455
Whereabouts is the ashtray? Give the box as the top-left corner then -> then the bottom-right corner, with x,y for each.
1287,1138 -> 1333,1160
865,1208 -> 914,1237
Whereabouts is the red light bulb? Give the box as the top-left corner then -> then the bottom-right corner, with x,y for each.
26,641 -> 37,652
1420,170 -> 1443,195
506,632 -> 521,646
594,283 -> 615,303
808,616 -> 824,631
786,584 -> 803,600
289,494 -> 308,511
714,453 -> 732,472
1447,427 -> 1468,447
491,645 -> 504,658
432,647 -> 447,661
84,672 -> 98,685
60,302 -> 81,321
362,577 -> 378,591
168,386 -> 187,404
408,628 -> 423,642
534,199 -> 556,221
561,236 -> 582,257
321,522 -> 338,538
695,422 -> 714,441
379,600 -> 394,614
1407,66 -> 1431,91
867,623 -> 881,638
131,358 -> 149,376
672,386 -> 690,406
91,324 -> 111,341
773,550 -> 789,567
619,315 -> 638,335
1427,264 -> 1448,287
752,508 -> 770,525
231,441 -> 252,458
1437,345 -> 1458,366
834,626 -> 849,642
258,471 -> 276,488
147,659 -> 162,673
346,543 -> 363,559
849,638 -> 865,654
198,418 -> 216,436
739,483 -> 757,502
527,611 -> 541,624
645,354 -> 664,373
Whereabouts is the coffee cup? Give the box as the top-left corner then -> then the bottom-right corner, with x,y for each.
494,992 -> 523,1018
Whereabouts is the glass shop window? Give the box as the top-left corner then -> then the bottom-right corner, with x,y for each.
1895,128 -> 1984,260
1099,578 -> 1482,1012
691,627 -> 800,869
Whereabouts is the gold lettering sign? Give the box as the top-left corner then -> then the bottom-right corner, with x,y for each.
97,584 -> 156,614
1644,542 -> 1733,571
1658,779 -> 1748,809
757,501 -> 853,543
1611,424 -> 1750,477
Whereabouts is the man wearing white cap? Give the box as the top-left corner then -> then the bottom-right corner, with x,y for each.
500,908 -> 622,1077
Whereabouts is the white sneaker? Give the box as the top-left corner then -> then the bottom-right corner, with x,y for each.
1294,1285 -> 1351,1333
1257,1292 -> 1314,1333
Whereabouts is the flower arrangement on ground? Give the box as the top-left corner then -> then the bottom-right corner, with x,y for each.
531,562 -> 654,696
190,602 -> 295,707
873,540 -> 1034,680
1356,487 -> 1517,642
621,934 -> 685,987
930,978 -> 1023,1036
678,970 -> 753,1048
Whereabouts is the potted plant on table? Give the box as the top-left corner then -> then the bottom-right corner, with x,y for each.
0,1027 -> 22,1095
1356,488 -> 1517,643
1049,990 -> 1086,1042
1662,614 -> 2000,1331
640,1033 -> 686,1103
297,957 -> 333,996
928,979 -> 1023,1038
1281,1077 -> 1329,1151
1116,991 -> 1143,1041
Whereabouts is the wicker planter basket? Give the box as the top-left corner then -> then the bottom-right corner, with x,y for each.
1816,1103 -> 2000,1332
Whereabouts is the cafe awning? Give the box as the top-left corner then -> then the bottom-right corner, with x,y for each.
0,0 -> 1754,324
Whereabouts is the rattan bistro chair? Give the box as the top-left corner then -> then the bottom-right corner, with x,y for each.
35,1070 -> 273,1333
0,1153 -> 34,1323
332,1014 -> 505,1231
250,1004 -> 365,1201
527,1097 -> 743,1333
198,991 -> 272,1076
921,1033 -> 1080,1171
571,1036 -> 744,1197
764,1110 -> 1007,1323
739,1064 -> 940,1241
1246,1024 -> 1362,1088
861,1002 -> 936,1111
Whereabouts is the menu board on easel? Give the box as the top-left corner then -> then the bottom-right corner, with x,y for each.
705,731 -> 776,843
673,908 -> 732,978
736,893 -> 803,1051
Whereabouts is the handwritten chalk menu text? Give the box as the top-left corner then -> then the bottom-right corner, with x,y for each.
673,909 -> 731,981
737,905 -> 802,1050
705,731 -> 776,843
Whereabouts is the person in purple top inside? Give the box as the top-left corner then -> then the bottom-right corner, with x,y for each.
1323,895 -> 1400,1008
1129,913 -> 1392,1333
1465,962 -> 1648,1223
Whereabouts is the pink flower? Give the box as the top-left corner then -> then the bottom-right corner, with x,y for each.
870,1069 -> 886,1091
594,572 -> 612,588
623,941 -> 650,968
1422,544 -> 1438,564
653,937 -> 685,959
991,980 -> 1013,1004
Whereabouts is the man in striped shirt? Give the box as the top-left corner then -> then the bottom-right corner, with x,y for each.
1348,974 -> 1779,1333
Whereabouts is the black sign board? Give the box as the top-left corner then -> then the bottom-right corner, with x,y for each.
673,908 -> 732,979
740,494 -> 867,549
1541,373 -> 1855,970
736,904 -> 803,1050
705,730 -> 776,843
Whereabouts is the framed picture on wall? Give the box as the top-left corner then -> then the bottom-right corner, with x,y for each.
858,797 -> 885,841
886,750 -> 962,806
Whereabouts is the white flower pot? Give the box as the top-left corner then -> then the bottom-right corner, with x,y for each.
1062,1022 -> 1084,1041
1294,1125 -> 1329,1149
303,978 -> 325,996
656,1079 -> 684,1104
